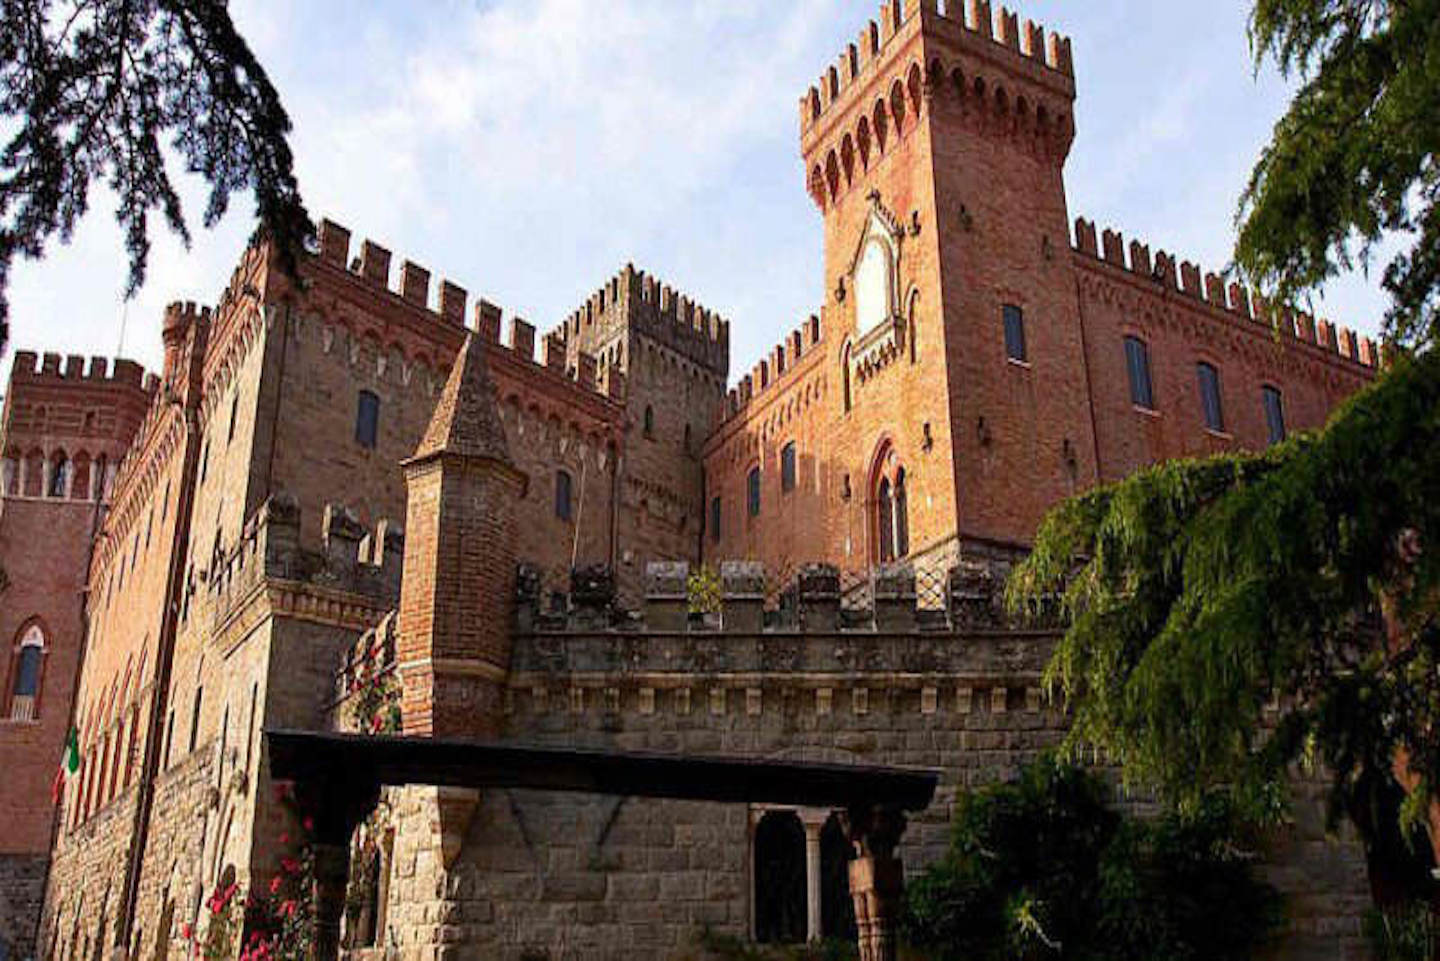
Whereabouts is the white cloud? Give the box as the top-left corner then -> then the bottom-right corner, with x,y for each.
2,0 -> 1395,391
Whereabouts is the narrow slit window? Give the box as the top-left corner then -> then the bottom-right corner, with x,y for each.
1003,305 -> 1027,363
355,391 -> 380,449
747,467 -> 762,518
781,442 -> 797,493
555,470 -> 573,521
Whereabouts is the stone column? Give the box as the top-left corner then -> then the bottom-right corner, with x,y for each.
799,810 -> 830,942
843,805 -> 908,961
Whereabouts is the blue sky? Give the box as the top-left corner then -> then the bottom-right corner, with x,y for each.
2,0 -> 1395,388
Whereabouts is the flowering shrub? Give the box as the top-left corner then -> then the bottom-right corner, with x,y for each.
347,654 -> 401,735
201,880 -> 242,960
240,786 -> 318,961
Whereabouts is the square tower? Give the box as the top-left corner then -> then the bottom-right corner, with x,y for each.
799,0 -> 1095,559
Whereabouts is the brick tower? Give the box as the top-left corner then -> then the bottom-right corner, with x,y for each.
799,0 -> 1095,561
396,333 -> 527,739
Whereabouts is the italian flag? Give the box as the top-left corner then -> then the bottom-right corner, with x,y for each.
51,727 -> 79,805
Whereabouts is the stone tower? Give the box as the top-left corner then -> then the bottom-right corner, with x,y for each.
800,0 -> 1096,561
552,266 -> 730,586
396,334 -> 527,739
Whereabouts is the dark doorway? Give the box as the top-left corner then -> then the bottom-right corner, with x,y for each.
755,811 -> 807,944
820,814 -> 857,941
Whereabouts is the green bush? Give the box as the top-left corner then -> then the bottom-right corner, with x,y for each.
903,759 -> 1280,961
1365,902 -> 1437,961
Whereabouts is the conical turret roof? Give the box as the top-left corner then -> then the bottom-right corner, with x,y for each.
410,334 -> 511,465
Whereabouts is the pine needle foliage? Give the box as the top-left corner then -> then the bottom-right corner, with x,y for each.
1235,0 -> 1440,347
0,0 -> 312,350
1010,349 -> 1440,838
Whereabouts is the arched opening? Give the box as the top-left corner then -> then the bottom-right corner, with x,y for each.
2,449 -> 17,496
23,449 -> 43,497
71,452 -> 91,501
820,814 -> 857,941
754,811 -> 806,944
8,622 -> 47,721
870,443 -> 911,565
48,450 -> 70,498
873,100 -> 889,152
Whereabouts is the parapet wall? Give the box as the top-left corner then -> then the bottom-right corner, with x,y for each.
723,313 -> 825,422
800,0 -> 1073,137
199,494 -> 405,634
1072,217 -> 1383,369
551,263 -> 729,377
312,218 -> 624,406
7,350 -> 156,393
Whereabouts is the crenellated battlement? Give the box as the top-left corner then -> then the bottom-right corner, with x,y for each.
1072,217 -> 1384,370
551,263 -> 730,378
722,312 -> 824,421
8,351 -> 155,392
799,0 -> 1073,141
514,558 -> 1057,638
309,217 -> 624,405
200,494 -> 405,633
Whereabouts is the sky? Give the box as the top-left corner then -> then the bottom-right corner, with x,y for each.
2,0 -> 1397,390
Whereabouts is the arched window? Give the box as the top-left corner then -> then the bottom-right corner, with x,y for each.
871,445 -> 911,564
8,622 -> 46,720
48,450 -> 70,498
754,811 -> 806,944
747,466 -> 762,519
71,453 -> 92,501
23,450 -> 43,497
2,451 -> 17,496
855,237 -> 894,336
1196,362 -> 1225,432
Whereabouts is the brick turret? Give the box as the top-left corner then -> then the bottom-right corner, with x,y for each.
396,334 -> 527,740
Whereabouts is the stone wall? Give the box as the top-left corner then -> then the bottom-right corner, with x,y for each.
0,854 -> 48,961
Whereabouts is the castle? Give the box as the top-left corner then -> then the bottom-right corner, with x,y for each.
0,2 -> 1383,960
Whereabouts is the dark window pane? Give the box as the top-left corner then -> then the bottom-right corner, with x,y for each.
356,391 -> 380,448
781,442 -> 797,493
747,468 -> 761,518
555,471 -> 573,521
895,470 -> 910,558
710,497 -> 722,542
14,645 -> 43,697
1003,305 -> 1027,363
878,478 -> 894,563
1125,336 -> 1154,409
1263,387 -> 1286,444
1197,363 -> 1225,432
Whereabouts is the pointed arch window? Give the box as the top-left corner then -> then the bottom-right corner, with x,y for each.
8,622 -> 47,721
48,451 -> 70,498
855,237 -> 895,336
871,447 -> 911,564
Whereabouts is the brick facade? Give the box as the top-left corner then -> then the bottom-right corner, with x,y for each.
0,353 -> 151,960
9,1 -> 1390,960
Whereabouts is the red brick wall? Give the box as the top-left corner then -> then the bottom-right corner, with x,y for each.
702,0 -> 1376,578
0,354 -> 150,854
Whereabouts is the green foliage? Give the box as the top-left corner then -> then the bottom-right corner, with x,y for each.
1010,351 -> 1440,845
688,564 -> 723,615
0,0 -> 311,346
1366,902 -> 1439,961
903,760 -> 1280,961
1235,0 -> 1440,347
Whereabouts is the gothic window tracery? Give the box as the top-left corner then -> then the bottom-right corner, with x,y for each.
8,621 -> 46,721
871,443 -> 910,564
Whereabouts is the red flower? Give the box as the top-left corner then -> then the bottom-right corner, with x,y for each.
280,857 -> 299,875
180,922 -> 193,940
279,831 -> 289,846
269,875 -> 283,895
302,816 -> 314,832
280,899 -> 297,918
